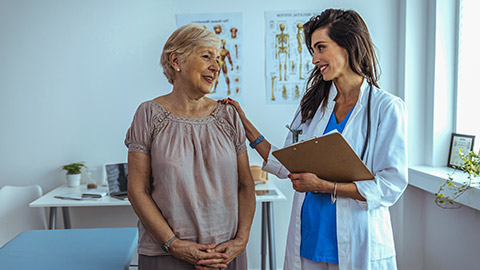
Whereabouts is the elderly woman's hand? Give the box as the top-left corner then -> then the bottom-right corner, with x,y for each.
198,238 -> 247,267
169,239 -> 229,269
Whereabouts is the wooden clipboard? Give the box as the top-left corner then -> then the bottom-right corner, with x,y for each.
272,132 -> 374,182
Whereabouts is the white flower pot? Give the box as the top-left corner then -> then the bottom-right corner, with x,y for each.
66,174 -> 81,187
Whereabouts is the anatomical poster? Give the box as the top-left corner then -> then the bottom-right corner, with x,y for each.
265,11 -> 319,104
177,13 -> 243,102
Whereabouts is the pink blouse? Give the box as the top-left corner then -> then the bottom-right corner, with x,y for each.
125,100 -> 246,256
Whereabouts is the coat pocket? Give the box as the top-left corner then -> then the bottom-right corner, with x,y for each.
369,212 -> 396,260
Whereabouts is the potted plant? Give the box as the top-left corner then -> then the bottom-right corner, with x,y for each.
435,149 -> 480,209
61,162 -> 87,187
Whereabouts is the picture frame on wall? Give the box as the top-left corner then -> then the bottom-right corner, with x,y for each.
447,133 -> 475,168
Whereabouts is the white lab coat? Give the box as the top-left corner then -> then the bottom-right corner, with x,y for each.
263,79 -> 408,270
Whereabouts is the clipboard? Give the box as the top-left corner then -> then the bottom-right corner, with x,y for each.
272,132 -> 374,182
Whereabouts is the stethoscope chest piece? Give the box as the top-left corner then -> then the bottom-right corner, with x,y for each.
286,124 -> 303,144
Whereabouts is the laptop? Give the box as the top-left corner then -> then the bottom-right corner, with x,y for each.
104,162 -> 128,200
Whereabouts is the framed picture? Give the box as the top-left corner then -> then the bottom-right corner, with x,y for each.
447,133 -> 475,168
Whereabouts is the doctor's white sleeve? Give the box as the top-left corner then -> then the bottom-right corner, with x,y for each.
262,145 -> 290,179
354,98 -> 408,210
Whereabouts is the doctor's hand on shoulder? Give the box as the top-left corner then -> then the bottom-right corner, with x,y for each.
218,98 -> 246,119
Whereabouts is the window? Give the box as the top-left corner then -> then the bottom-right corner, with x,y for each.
456,0 -> 480,145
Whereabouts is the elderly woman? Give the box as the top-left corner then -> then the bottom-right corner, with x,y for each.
125,24 -> 255,270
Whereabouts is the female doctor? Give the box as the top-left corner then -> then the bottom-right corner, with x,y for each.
221,8 -> 407,270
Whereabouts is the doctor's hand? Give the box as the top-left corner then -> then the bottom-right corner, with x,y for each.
288,172 -> 335,193
218,98 -> 247,120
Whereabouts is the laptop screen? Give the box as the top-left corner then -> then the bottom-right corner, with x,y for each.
105,163 -> 128,195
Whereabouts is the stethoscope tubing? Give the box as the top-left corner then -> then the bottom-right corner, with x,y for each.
287,83 -> 373,162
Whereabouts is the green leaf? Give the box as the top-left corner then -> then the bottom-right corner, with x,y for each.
60,162 -> 86,174
435,149 -> 480,209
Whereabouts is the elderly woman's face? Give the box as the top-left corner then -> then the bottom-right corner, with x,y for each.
179,46 -> 220,95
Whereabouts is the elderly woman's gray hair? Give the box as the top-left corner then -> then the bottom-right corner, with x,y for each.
160,23 -> 222,84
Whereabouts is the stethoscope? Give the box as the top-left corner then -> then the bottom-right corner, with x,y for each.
286,83 -> 373,161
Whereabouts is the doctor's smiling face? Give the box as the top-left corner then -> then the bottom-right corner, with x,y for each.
303,9 -> 380,87
310,27 -> 352,82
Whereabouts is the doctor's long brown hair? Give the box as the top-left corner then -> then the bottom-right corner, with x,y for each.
300,9 -> 380,123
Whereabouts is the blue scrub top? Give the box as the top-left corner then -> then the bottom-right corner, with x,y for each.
300,106 -> 355,263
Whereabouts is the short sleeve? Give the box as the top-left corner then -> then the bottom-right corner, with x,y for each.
220,104 -> 247,155
231,107 -> 247,155
124,102 -> 153,155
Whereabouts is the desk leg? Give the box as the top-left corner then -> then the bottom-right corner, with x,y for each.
62,207 -> 71,229
266,202 -> 277,270
261,202 -> 267,270
48,207 -> 57,230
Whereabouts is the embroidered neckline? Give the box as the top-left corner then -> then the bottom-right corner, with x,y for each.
149,100 -> 222,123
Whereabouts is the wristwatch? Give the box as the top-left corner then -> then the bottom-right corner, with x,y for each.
161,235 -> 177,254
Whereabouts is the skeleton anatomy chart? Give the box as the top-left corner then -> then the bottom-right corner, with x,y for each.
265,11 -> 319,104
176,13 -> 243,102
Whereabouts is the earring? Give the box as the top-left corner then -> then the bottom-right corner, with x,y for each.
176,68 -> 180,72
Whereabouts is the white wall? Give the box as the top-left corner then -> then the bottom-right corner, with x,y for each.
393,185 -> 480,270
394,1 -> 480,269
0,0 -> 400,269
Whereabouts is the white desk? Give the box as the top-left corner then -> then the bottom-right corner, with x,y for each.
29,185 -> 129,229
254,181 -> 287,270
30,181 -> 286,270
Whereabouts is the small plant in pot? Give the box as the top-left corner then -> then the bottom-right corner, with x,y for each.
61,162 -> 87,187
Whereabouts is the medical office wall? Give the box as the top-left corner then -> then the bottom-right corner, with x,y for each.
0,0 -> 400,269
